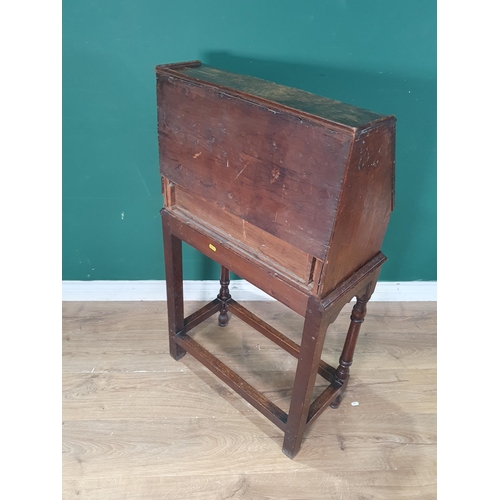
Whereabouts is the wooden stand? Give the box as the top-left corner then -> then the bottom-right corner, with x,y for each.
156,61 -> 396,458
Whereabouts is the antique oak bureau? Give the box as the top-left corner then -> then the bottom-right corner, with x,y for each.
156,60 -> 396,458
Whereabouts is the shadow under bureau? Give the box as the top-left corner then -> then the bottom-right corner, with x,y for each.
156,60 -> 396,458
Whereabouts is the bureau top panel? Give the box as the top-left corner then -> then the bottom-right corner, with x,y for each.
156,61 -> 390,130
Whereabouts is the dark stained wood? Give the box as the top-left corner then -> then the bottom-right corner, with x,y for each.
282,297 -> 330,458
307,382 -> 344,425
157,72 -> 351,260
335,298 -> 369,383
172,183 -> 313,283
156,61 -> 396,459
162,208 -> 311,316
183,299 -> 220,334
320,252 -> 386,323
217,266 -> 231,327
226,299 -> 337,384
156,61 -> 387,129
161,214 -> 185,361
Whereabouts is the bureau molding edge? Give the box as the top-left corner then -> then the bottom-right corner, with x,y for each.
62,280 -> 436,302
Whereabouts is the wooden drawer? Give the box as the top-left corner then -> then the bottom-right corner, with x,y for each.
162,177 -> 321,287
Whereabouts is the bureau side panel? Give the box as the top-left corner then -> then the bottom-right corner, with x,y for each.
157,74 -> 352,260
319,118 -> 396,294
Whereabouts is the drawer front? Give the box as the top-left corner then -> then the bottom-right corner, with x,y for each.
173,183 -> 316,284
162,208 -> 310,316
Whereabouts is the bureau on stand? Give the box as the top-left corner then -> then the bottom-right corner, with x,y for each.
156,60 -> 396,458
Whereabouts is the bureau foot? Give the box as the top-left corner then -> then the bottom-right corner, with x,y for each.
283,277 -> 378,457
217,266 -> 231,327
330,393 -> 344,409
218,305 -> 229,327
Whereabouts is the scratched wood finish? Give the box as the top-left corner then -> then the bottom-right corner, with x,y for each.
157,68 -> 351,260
322,120 -> 396,293
156,61 -> 396,295
172,63 -> 386,130
62,301 -> 436,500
173,185 -> 313,284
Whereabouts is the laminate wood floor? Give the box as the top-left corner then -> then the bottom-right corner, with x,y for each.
62,300 -> 436,499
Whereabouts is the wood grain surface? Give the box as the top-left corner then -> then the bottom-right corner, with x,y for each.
62,300 -> 436,499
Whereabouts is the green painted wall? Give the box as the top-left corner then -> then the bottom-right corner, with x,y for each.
63,0 -> 436,281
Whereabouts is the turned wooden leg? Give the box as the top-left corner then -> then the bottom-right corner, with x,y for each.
330,295 -> 368,408
161,211 -> 186,360
217,266 -> 231,327
282,299 -> 329,459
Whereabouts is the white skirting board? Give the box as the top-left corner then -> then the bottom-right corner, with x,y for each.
62,280 -> 436,302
